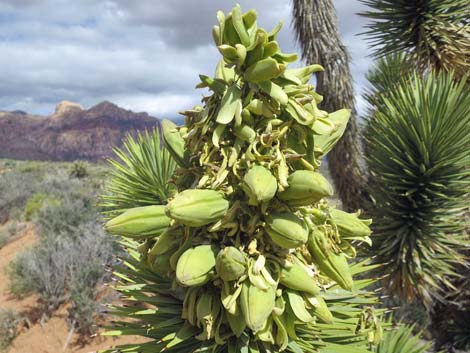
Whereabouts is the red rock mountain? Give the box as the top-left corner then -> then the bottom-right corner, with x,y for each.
0,101 -> 160,161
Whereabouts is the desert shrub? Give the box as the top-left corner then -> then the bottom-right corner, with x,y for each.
0,230 -> 8,249
2,160 -> 16,168
69,161 -> 89,179
67,223 -> 117,334
0,161 -> 100,223
2,160 -> 117,336
36,195 -> 96,236
68,285 -> 98,337
0,171 -> 41,223
18,161 -> 43,173
24,193 -> 47,220
7,250 -> 41,298
8,221 -> 117,329
6,221 -> 23,236
0,222 -> 23,249
0,308 -> 19,350
9,238 -> 70,311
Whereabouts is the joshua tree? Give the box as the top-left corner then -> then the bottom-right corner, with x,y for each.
292,0 -> 364,211
360,3 -> 470,350
363,69 -> 470,313
360,0 -> 470,76
364,63 -> 470,353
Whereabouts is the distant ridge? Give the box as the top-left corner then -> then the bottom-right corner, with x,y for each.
0,101 -> 160,162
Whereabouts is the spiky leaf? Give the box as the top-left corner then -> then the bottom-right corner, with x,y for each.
364,71 -> 470,307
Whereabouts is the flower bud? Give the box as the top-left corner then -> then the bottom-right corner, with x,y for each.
280,258 -> 320,296
308,228 -> 353,291
166,189 -> 229,227
239,281 -> 276,333
105,205 -> 171,238
216,247 -> 246,281
242,165 -> 278,205
265,212 -> 308,249
176,245 -> 218,287
278,170 -> 333,207
330,209 -> 371,238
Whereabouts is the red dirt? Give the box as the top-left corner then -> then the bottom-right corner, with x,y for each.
0,222 -> 146,353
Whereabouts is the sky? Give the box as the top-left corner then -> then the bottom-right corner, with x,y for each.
0,0 -> 373,120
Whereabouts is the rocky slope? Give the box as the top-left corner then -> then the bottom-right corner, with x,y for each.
0,101 -> 160,161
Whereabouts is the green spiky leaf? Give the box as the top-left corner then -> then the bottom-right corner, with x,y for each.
364,70 -> 470,307
101,128 -> 177,216
360,0 -> 470,75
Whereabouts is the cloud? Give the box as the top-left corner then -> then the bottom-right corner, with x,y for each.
0,0 -> 46,8
0,0 -> 373,119
109,1 -> 294,49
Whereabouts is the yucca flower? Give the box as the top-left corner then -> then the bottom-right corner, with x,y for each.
101,5 -> 386,352
104,242 -> 384,353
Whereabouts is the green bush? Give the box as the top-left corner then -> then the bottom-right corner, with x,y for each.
0,171 -> 41,223
0,308 -> 19,350
0,222 -> 23,249
8,222 -> 117,329
2,160 -> 17,168
2,160 -> 117,336
0,230 -> 9,249
6,222 -> 21,236
0,160 -> 100,224
7,251 -> 37,298
69,161 -> 89,179
18,161 -> 43,173
35,192 -> 96,237
24,193 -> 47,220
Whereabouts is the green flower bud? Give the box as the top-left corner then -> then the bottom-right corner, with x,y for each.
166,189 -> 229,227
280,257 -> 320,296
242,165 -> 278,205
216,247 -> 247,281
265,212 -> 308,249
239,280 -> 276,333
278,170 -> 333,207
308,228 -> 353,291
149,252 -> 173,277
105,205 -> 171,238
162,119 -> 190,167
307,295 -> 333,324
176,245 -> 218,287
330,209 -> 372,238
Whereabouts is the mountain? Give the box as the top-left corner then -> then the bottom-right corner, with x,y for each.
0,101 -> 160,162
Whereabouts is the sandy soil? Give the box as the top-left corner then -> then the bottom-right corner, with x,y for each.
0,222 -> 146,353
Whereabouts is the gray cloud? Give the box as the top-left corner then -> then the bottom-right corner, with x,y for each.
0,0 -> 45,7
110,1 -> 294,49
0,0 -> 373,119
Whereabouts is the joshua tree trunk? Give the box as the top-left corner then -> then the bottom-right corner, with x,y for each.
292,0 -> 364,211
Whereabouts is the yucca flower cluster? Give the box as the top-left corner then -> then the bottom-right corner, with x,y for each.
105,5 -> 381,352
